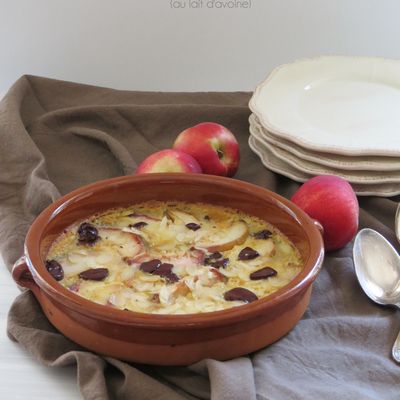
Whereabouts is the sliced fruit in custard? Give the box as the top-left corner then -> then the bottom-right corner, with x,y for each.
254,239 -> 276,257
197,267 -> 228,287
61,229 -> 144,277
128,213 -> 160,223
99,228 -> 144,258
196,221 -> 248,252
159,281 -> 191,305
166,209 -> 201,225
108,213 -> 160,229
243,238 -> 275,260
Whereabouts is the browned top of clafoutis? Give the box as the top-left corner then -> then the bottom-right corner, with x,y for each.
46,200 -> 303,315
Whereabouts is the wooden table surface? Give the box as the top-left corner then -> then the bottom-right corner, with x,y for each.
0,257 -> 81,399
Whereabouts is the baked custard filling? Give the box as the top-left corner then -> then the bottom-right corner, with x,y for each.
46,201 -> 303,314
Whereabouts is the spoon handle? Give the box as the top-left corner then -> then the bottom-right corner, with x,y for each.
393,329 -> 400,363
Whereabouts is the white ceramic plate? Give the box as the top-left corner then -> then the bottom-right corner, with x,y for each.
249,135 -> 400,197
249,121 -> 400,184
250,56 -> 400,156
250,114 -> 400,172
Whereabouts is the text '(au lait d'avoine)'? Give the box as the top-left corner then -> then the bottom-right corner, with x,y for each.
46,201 -> 302,315
170,0 -> 252,9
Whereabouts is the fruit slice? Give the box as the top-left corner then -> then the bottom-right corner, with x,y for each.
196,221 -> 248,252
62,229 -> 144,277
165,249 -> 205,275
99,228 -> 144,258
128,213 -> 160,222
254,239 -> 275,257
197,267 -> 228,287
166,209 -> 200,225
159,281 -> 191,305
110,213 -> 160,229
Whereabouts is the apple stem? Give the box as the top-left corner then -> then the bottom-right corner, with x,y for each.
217,149 -> 224,159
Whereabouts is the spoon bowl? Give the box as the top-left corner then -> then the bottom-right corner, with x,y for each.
354,228 -> 400,306
353,228 -> 400,362
395,203 -> 400,244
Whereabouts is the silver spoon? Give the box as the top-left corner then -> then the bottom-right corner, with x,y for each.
353,228 -> 400,363
395,203 -> 400,244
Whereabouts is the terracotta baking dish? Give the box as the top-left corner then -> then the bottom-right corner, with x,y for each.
12,173 -> 324,365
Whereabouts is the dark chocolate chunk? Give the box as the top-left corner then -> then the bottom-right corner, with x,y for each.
77,222 -> 99,244
204,215 -> 210,220
209,252 -> 223,260
153,262 -> 174,275
253,229 -> 272,240
210,258 -> 230,269
79,268 -> 109,281
185,223 -> 201,231
164,272 -> 180,283
224,287 -> 258,303
152,263 -> 180,283
204,252 -> 223,265
140,259 -> 161,273
140,260 -> 179,283
250,267 -> 277,280
129,221 -> 148,229
45,260 -> 64,281
238,247 -> 260,260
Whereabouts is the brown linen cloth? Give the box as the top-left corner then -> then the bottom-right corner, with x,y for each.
1,75 -> 400,400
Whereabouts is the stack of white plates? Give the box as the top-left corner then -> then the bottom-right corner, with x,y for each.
249,56 -> 400,196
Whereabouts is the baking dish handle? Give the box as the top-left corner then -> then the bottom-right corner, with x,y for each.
12,256 -> 38,293
313,219 -> 324,236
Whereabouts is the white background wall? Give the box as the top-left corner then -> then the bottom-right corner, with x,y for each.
1,0 -> 400,94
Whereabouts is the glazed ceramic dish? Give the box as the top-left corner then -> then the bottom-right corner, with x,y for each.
250,56 -> 400,156
249,114 -> 400,172
249,135 -> 400,197
12,173 -> 324,365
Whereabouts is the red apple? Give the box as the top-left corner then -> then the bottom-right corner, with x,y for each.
173,122 -> 240,177
135,149 -> 202,174
291,175 -> 359,252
